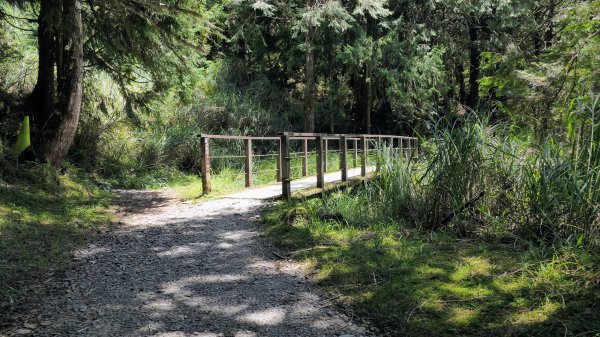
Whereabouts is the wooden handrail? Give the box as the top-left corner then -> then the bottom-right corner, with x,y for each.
200,133 -> 418,140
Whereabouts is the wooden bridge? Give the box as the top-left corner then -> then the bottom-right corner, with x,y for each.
199,132 -> 419,200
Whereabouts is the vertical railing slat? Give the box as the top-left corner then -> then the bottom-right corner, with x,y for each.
340,136 -> 347,182
353,139 -> 358,168
400,138 -> 405,157
200,137 -> 212,194
323,138 -> 329,173
244,138 -> 253,188
316,135 -> 325,188
361,136 -> 367,177
281,133 -> 291,199
276,138 -> 282,182
302,138 -> 308,177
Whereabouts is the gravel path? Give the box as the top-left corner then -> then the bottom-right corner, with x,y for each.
18,190 -> 372,337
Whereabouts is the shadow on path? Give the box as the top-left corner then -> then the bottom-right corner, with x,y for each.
29,190 -> 370,337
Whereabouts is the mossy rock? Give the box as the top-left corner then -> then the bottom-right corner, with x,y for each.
283,206 -> 310,227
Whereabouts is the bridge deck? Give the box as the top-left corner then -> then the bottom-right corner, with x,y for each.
225,166 -> 376,200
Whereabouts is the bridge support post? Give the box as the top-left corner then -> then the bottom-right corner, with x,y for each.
316,135 -> 325,188
340,136 -> 347,182
200,137 -> 212,194
361,136 -> 367,177
400,137 -> 405,157
280,133 -> 291,199
302,138 -> 308,177
244,138 -> 253,188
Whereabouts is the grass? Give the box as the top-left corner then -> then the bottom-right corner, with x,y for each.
94,165 -> 199,190
0,163 -> 112,304
262,196 -> 600,336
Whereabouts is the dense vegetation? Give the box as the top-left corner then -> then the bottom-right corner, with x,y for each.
1,0 -> 599,335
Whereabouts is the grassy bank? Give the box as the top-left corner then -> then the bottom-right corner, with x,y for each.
0,164 -> 112,304
262,197 -> 600,336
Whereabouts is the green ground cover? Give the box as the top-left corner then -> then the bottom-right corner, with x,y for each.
262,196 -> 600,336
0,165 -> 112,303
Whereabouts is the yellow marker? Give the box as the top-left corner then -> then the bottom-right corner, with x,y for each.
13,116 -> 31,155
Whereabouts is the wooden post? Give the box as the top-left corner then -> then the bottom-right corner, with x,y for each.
281,133 -> 291,199
244,138 -> 253,188
200,137 -> 212,194
340,136 -> 347,182
323,138 -> 328,172
316,135 -> 325,188
276,138 -> 282,182
389,137 -> 394,151
302,138 -> 308,177
376,137 -> 382,173
361,136 -> 367,177
353,139 -> 358,168
400,138 -> 404,157
416,138 -> 420,156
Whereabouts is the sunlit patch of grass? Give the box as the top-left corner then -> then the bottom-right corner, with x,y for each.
493,276 -> 529,294
449,307 -> 479,326
510,298 -> 561,324
0,164 -> 111,303
417,265 -> 446,279
439,283 -> 494,299
450,257 -> 492,282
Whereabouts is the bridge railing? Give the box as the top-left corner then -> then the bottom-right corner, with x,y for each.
199,133 -> 419,198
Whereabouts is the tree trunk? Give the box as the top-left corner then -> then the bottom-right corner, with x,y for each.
304,42 -> 316,132
55,0 -> 65,93
30,0 -> 57,147
304,0 -> 316,133
533,8 -> 543,56
365,64 -> 372,134
466,19 -> 480,109
329,78 -> 334,134
456,63 -> 466,105
353,67 -> 372,134
544,3 -> 555,49
47,0 -> 83,167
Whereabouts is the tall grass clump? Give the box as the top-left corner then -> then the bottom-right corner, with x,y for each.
325,93 -> 599,245
517,94 -> 600,242
357,116 -> 502,235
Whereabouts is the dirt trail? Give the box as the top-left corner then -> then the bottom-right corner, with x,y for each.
14,190 -> 372,337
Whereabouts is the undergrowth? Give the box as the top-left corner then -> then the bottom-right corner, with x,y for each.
0,163 -> 111,304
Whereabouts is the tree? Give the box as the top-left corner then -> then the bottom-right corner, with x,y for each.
3,0 -> 215,166
304,0 -> 317,133
25,0 -> 84,166
296,0 -> 353,132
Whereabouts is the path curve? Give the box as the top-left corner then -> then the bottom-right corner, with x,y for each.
25,190 -> 372,337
